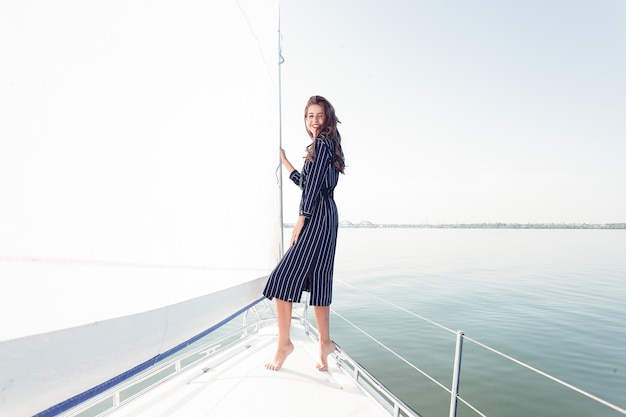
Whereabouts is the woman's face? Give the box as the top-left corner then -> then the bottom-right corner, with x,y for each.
305,104 -> 325,138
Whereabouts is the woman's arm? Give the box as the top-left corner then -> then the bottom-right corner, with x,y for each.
280,148 -> 295,173
298,140 -> 330,218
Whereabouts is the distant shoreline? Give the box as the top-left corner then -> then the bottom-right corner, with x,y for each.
284,222 -> 626,229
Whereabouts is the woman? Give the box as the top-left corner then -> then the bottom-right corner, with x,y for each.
263,95 -> 345,372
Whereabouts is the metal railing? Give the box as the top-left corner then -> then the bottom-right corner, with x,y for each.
56,284 -> 626,417
59,299 -> 416,417
298,299 -> 420,417
333,279 -> 626,417
58,302 -> 277,417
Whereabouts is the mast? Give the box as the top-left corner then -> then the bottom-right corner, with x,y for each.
277,4 -> 285,258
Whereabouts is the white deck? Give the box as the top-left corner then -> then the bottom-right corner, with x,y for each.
105,319 -> 392,417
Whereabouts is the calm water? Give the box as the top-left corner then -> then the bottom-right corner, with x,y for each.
323,228 -> 626,417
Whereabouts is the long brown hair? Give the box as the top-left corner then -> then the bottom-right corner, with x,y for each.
304,95 -> 345,174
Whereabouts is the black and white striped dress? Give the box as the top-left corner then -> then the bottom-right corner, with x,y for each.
263,137 -> 340,306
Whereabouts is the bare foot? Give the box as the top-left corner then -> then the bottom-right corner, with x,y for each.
315,341 -> 336,371
265,342 -> 294,371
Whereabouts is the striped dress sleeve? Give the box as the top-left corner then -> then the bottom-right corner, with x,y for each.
297,140 -> 331,219
289,170 -> 302,186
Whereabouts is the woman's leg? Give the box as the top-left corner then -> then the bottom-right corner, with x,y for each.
265,298 -> 294,371
313,305 -> 336,371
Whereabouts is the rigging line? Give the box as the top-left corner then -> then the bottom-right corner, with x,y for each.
331,308 -> 450,394
464,334 -> 626,415
278,31 -> 285,65
335,278 -> 457,335
275,162 -> 282,184
234,0 -> 280,97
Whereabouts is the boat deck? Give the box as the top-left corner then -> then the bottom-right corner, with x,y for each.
106,319 -> 392,417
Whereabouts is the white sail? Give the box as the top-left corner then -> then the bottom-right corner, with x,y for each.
0,0 -> 280,415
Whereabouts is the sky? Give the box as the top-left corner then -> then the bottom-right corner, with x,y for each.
278,0 -> 626,225
0,0 -> 623,340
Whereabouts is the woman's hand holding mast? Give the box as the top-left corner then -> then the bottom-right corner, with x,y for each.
280,148 -> 295,174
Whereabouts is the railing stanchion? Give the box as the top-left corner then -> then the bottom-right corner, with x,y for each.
301,292 -> 310,335
449,330 -> 464,417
